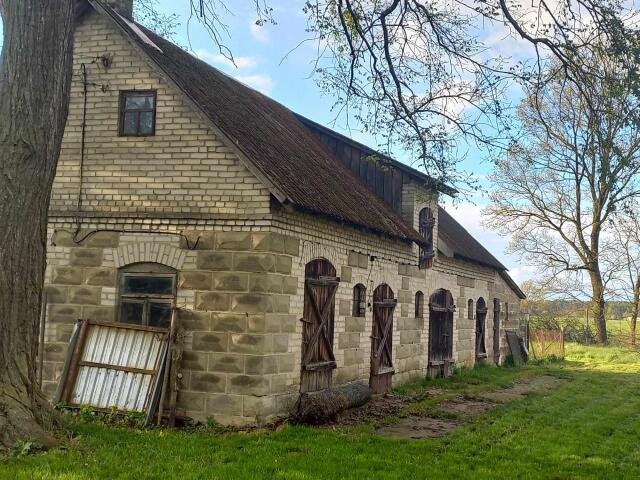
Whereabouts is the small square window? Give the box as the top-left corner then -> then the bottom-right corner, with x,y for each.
119,90 -> 156,136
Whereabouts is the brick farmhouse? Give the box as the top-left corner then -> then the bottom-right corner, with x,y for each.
42,0 -> 527,425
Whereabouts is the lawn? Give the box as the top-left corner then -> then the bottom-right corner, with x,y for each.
2,344 -> 640,479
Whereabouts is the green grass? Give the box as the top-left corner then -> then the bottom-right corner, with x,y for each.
3,344 -> 640,479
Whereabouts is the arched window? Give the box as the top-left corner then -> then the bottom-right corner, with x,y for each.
118,262 -> 177,328
468,299 -> 474,320
415,291 -> 424,318
475,298 -> 488,360
419,207 -> 436,269
352,284 -> 367,317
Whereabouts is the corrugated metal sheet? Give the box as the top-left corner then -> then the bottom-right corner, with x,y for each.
69,323 -> 167,412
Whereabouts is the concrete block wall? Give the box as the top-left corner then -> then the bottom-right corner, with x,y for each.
271,209 -> 525,394
43,215 -> 524,425
437,257 -> 525,366
43,224 -> 303,426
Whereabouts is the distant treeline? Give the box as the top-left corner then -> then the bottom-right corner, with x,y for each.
526,300 -> 632,321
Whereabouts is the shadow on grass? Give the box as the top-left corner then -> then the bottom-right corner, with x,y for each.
2,344 -> 640,479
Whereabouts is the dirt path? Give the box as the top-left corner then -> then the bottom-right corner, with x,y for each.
374,375 -> 565,440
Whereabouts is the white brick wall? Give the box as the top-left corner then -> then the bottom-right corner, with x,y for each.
51,11 -> 270,217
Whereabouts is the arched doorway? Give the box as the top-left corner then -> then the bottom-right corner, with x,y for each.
370,284 -> 396,393
300,258 -> 339,393
428,289 -> 455,378
475,298 -> 488,362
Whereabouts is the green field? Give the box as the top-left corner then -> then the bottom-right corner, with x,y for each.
2,344 -> 640,479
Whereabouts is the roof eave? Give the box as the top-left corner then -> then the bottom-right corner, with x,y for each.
499,270 -> 527,300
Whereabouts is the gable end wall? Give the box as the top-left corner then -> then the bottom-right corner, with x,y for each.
51,11 -> 271,217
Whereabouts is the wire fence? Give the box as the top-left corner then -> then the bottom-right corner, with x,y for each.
528,326 -> 565,360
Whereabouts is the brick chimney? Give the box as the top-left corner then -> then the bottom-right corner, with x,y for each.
105,0 -> 133,19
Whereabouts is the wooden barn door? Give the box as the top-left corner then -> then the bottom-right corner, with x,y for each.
428,289 -> 455,377
300,259 -> 339,393
493,299 -> 501,365
370,284 -> 397,394
475,298 -> 488,361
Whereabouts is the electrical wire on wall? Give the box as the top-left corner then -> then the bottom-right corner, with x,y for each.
53,228 -> 201,250
298,240 -> 340,267
73,56 -> 112,241
56,56 -> 204,251
76,62 -> 89,235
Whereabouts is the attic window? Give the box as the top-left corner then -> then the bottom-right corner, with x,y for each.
119,90 -> 157,136
419,207 -> 436,269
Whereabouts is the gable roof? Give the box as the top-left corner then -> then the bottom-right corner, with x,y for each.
84,1 -> 524,299
437,208 -> 526,299
437,207 -> 506,270
90,0 -> 425,246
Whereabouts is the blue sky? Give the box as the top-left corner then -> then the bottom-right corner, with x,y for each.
154,0 -> 536,283
0,1 -> 537,283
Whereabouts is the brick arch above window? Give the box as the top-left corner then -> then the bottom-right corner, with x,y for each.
114,242 -> 186,270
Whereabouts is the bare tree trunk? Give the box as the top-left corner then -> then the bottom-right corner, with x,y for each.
0,0 -> 74,447
589,271 -> 608,344
631,276 -> 640,347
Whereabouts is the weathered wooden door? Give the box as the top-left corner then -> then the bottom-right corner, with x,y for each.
370,284 -> 396,394
493,299 -> 501,365
428,289 -> 455,377
300,259 -> 339,393
419,208 -> 436,268
475,297 -> 488,361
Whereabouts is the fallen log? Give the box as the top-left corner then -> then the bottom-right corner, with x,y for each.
293,382 -> 372,425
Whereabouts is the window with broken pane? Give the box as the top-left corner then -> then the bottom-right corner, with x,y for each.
118,263 -> 176,328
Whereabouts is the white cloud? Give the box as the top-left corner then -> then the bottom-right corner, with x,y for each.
193,50 -> 258,69
192,49 -> 274,94
249,21 -> 270,43
508,265 -> 539,284
482,23 -> 536,60
233,74 -> 275,94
